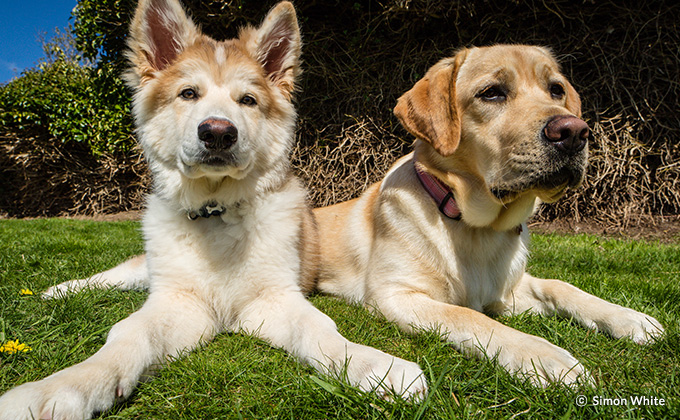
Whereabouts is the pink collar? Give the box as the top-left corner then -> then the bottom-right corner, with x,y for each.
414,161 -> 462,220
413,160 -> 523,234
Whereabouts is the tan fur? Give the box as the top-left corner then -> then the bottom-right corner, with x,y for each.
316,45 -> 664,386
298,204 -> 320,294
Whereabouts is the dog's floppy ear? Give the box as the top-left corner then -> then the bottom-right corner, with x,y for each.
126,0 -> 200,85
394,50 -> 467,157
243,2 -> 301,96
564,81 -> 582,118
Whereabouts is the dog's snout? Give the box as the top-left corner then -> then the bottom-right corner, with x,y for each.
543,115 -> 589,154
198,118 -> 238,150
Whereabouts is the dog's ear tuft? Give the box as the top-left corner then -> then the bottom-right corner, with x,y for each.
244,2 -> 301,96
126,0 -> 199,85
394,51 -> 467,157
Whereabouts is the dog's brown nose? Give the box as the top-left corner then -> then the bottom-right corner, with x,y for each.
543,115 -> 589,154
198,118 -> 238,150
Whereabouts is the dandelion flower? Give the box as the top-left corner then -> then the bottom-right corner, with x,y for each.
20,288 -> 34,296
0,339 -> 32,354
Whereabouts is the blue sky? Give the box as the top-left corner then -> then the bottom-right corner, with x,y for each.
1,0 -> 78,84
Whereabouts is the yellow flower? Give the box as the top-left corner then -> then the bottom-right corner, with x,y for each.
20,288 -> 34,296
0,340 -> 32,354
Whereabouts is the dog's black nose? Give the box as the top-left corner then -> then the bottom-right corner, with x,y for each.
198,118 -> 238,150
543,115 -> 589,154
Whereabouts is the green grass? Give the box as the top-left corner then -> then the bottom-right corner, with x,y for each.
0,219 -> 678,418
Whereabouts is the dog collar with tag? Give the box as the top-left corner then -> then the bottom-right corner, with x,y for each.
414,161 -> 462,220
187,202 -> 226,220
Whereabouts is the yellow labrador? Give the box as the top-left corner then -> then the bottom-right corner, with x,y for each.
315,45 -> 664,385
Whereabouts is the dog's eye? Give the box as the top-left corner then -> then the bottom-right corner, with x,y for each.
549,83 -> 565,99
477,86 -> 507,102
180,88 -> 198,100
239,95 -> 257,106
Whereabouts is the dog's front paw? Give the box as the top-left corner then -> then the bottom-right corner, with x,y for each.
345,344 -> 427,400
600,308 -> 664,344
0,379 -> 88,420
42,280 -> 83,299
0,367 -> 120,420
497,334 -> 590,387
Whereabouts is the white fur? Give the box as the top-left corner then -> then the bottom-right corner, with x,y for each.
0,2 -> 425,419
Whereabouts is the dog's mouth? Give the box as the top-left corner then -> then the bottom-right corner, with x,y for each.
490,164 -> 584,203
179,149 -> 253,179
489,127 -> 588,204
199,153 -> 237,167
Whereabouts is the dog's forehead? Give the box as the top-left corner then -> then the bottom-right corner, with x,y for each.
149,37 -> 267,92
169,38 -> 267,86
458,46 -> 563,86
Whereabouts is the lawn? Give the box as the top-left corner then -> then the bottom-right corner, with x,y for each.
0,219 -> 677,419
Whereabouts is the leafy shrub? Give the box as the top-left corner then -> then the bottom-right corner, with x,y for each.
0,64 -> 134,156
0,31 -> 133,155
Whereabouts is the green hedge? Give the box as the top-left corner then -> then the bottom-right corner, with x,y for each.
0,58 -> 133,155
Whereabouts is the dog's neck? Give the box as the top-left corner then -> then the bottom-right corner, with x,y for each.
413,147 -> 530,233
413,161 -> 462,220
151,159 -> 292,221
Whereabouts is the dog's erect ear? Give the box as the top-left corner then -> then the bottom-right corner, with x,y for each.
126,0 -> 199,84
243,2 -> 301,95
564,81 -> 582,118
394,50 -> 467,157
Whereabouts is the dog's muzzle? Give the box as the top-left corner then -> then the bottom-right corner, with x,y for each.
193,117 -> 241,168
490,115 -> 589,202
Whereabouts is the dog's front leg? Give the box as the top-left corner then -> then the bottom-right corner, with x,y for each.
370,288 -> 589,386
43,254 -> 150,299
236,289 -> 427,400
509,273 -> 664,344
0,291 -> 217,420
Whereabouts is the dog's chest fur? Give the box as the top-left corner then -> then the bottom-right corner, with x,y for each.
141,181 -> 306,329
378,158 -> 530,313
443,225 -> 529,312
